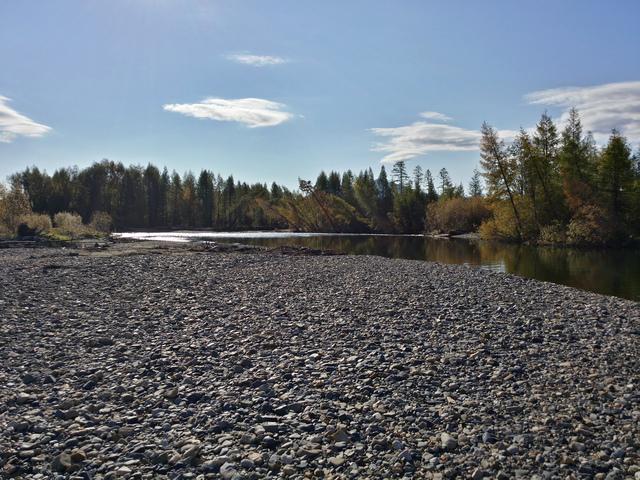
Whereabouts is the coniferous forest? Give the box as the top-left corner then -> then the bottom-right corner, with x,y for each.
2,110 -> 639,246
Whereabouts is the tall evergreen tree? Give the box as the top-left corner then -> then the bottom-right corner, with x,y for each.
315,171 -> 329,192
532,112 -> 562,220
197,170 -> 214,227
222,175 -> 236,227
424,169 -> 438,202
120,166 -> 146,228
340,171 -> 356,205
169,171 -> 183,227
327,171 -> 341,196
376,166 -> 393,219
144,164 -> 161,227
512,129 -> 542,230
270,182 -> 283,200
413,165 -> 424,191
159,168 -> 170,227
182,172 -> 198,228
558,108 -> 594,210
392,161 -> 409,193
468,168 -> 483,197
438,168 -> 453,198
353,169 -> 378,225
598,130 -> 633,234
50,168 -> 74,214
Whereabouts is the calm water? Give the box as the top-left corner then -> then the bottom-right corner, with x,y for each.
116,231 -> 640,301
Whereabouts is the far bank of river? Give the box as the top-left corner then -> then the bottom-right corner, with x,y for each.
114,231 -> 640,301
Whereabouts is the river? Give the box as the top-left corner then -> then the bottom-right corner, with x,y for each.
115,231 -> 640,301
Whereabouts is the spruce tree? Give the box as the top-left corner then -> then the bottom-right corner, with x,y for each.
315,171 -> 329,192
424,169 -> 438,202
327,171 -> 341,195
438,168 -> 453,198
413,165 -> 424,191
392,161 -> 409,193
468,168 -> 483,197
376,166 -> 393,218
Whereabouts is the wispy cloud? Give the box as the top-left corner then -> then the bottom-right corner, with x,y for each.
226,53 -> 289,67
371,118 -> 481,164
420,111 -> 453,122
371,112 -> 518,164
372,81 -> 640,163
0,96 -> 51,143
526,81 -> 640,143
163,97 -> 293,128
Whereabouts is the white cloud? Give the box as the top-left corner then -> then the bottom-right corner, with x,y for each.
163,97 -> 293,128
371,81 -> 640,164
371,118 -> 481,164
420,111 -> 452,122
226,53 -> 288,67
525,81 -> 640,143
370,112 -> 519,164
0,96 -> 51,143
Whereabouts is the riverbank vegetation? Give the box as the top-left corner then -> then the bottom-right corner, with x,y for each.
0,183 -> 109,240
479,110 -> 639,245
1,110 -> 638,245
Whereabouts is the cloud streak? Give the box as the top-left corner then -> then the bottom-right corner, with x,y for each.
0,96 -> 51,143
420,111 -> 453,122
226,53 -> 289,67
371,119 -> 481,164
372,81 -> 640,164
526,81 -> 640,143
163,97 -> 293,128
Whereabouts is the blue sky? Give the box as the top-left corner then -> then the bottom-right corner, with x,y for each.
1,0 -> 639,189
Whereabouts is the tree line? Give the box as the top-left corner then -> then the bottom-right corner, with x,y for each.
3,108 -> 639,245
4,159 -> 470,234
479,109 -> 640,245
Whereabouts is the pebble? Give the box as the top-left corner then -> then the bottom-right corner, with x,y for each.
0,243 -> 638,478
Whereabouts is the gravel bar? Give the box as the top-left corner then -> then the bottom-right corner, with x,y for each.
1,244 -> 639,479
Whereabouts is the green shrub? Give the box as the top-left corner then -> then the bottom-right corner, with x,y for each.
566,204 -> 613,246
54,211 -> 83,229
89,211 -> 112,233
0,182 -> 31,235
479,201 -> 521,240
426,196 -> 491,234
479,198 -> 539,241
539,222 -> 566,245
53,212 -> 86,238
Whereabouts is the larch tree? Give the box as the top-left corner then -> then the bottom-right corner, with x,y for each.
598,130 -> 633,233
532,112 -> 562,220
480,122 -> 523,239
558,108 -> 594,210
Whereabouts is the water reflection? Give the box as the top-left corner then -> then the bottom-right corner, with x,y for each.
214,235 -> 640,301
115,232 -> 640,301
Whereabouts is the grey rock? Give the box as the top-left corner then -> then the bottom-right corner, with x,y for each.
440,433 -> 457,451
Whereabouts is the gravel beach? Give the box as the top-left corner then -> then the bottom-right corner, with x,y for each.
1,243 -> 639,479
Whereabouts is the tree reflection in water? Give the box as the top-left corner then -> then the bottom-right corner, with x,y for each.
203,234 -> 640,301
